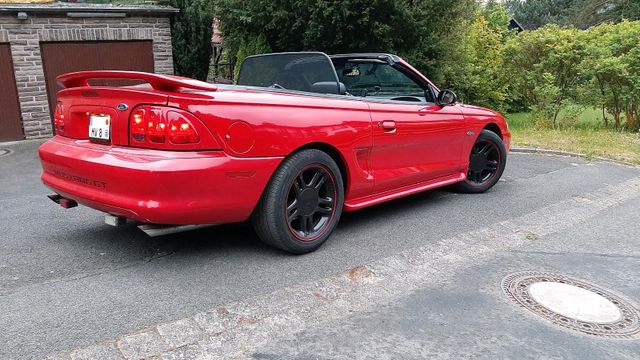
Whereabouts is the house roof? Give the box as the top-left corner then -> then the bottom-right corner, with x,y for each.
0,2 -> 178,15
508,18 -> 525,32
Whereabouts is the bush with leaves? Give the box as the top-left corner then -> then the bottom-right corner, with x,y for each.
576,21 -> 640,129
502,25 -> 585,127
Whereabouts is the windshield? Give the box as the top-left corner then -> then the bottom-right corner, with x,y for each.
236,52 -> 341,94
331,58 -> 427,100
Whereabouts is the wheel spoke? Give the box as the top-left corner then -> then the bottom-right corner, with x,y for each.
316,205 -> 333,215
486,160 -> 499,171
478,143 -> 491,155
308,171 -> 321,187
471,170 -> 482,183
485,146 -> 497,157
287,198 -> 298,211
288,209 -> 300,222
299,215 -> 314,233
298,173 -> 307,188
313,172 -> 327,190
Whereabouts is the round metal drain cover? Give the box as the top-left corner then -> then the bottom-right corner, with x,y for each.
502,272 -> 640,338
0,148 -> 11,157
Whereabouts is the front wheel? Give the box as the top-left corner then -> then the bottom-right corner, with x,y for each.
455,129 -> 507,193
252,149 -> 344,254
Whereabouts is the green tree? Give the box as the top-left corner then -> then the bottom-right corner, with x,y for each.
216,0 -> 420,54
576,21 -> 640,129
506,0 -> 577,29
576,23 -> 626,127
572,0 -> 640,28
439,12 -> 509,110
170,0 -> 215,80
216,0 -> 476,86
483,0 -> 514,37
507,0 -> 640,29
233,34 -> 272,80
403,0 -> 477,84
614,21 -> 640,129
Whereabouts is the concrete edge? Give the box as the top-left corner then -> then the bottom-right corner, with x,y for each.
0,138 -> 48,147
510,146 -> 639,168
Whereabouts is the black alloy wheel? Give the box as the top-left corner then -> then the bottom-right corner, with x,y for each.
286,165 -> 337,240
252,149 -> 344,254
455,129 -> 507,193
467,140 -> 500,184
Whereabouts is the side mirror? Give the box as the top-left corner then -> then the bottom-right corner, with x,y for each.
436,90 -> 457,106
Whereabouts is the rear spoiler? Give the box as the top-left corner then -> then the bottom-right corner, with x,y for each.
57,71 -> 217,92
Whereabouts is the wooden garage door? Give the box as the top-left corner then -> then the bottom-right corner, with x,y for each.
0,44 -> 25,142
40,41 -> 154,120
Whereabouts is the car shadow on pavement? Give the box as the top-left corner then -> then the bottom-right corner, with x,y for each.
59,187 -> 458,261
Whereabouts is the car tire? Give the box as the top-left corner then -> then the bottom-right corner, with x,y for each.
454,129 -> 507,193
252,149 -> 344,254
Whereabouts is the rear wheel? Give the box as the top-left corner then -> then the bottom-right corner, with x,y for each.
455,129 -> 506,193
252,149 -> 344,254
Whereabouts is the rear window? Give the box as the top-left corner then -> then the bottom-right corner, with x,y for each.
236,52 -> 340,93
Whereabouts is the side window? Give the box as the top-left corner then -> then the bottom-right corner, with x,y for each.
334,61 -> 430,103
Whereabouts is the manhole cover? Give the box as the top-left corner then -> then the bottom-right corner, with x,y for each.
502,272 -> 640,339
0,149 -> 11,157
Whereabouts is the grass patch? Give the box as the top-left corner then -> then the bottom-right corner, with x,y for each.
506,110 -> 640,164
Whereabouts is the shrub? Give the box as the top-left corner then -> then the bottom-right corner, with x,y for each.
503,25 -> 585,127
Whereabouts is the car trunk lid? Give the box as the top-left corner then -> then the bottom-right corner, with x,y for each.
53,71 -> 218,147
55,86 -> 170,146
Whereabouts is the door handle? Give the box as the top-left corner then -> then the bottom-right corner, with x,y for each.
379,120 -> 396,131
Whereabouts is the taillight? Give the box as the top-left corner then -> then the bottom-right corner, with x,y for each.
54,103 -> 65,132
129,106 -> 213,150
131,108 -> 146,142
167,111 -> 200,144
147,108 -> 166,143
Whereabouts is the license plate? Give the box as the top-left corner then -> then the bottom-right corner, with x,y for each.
89,114 -> 111,141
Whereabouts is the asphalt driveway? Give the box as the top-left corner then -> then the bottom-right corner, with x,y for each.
0,140 -> 638,359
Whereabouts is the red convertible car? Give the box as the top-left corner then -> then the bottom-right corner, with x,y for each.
39,52 -> 510,253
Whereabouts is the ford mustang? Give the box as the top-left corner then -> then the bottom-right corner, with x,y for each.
39,52 -> 510,253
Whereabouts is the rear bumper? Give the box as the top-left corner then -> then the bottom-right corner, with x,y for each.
39,136 -> 282,224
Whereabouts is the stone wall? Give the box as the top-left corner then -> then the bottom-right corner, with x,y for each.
0,14 -> 173,139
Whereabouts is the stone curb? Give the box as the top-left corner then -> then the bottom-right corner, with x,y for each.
510,146 -> 638,167
0,138 -> 48,148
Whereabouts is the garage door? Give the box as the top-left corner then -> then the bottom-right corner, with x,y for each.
40,41 -> 154,122
0,44 -> 25,142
